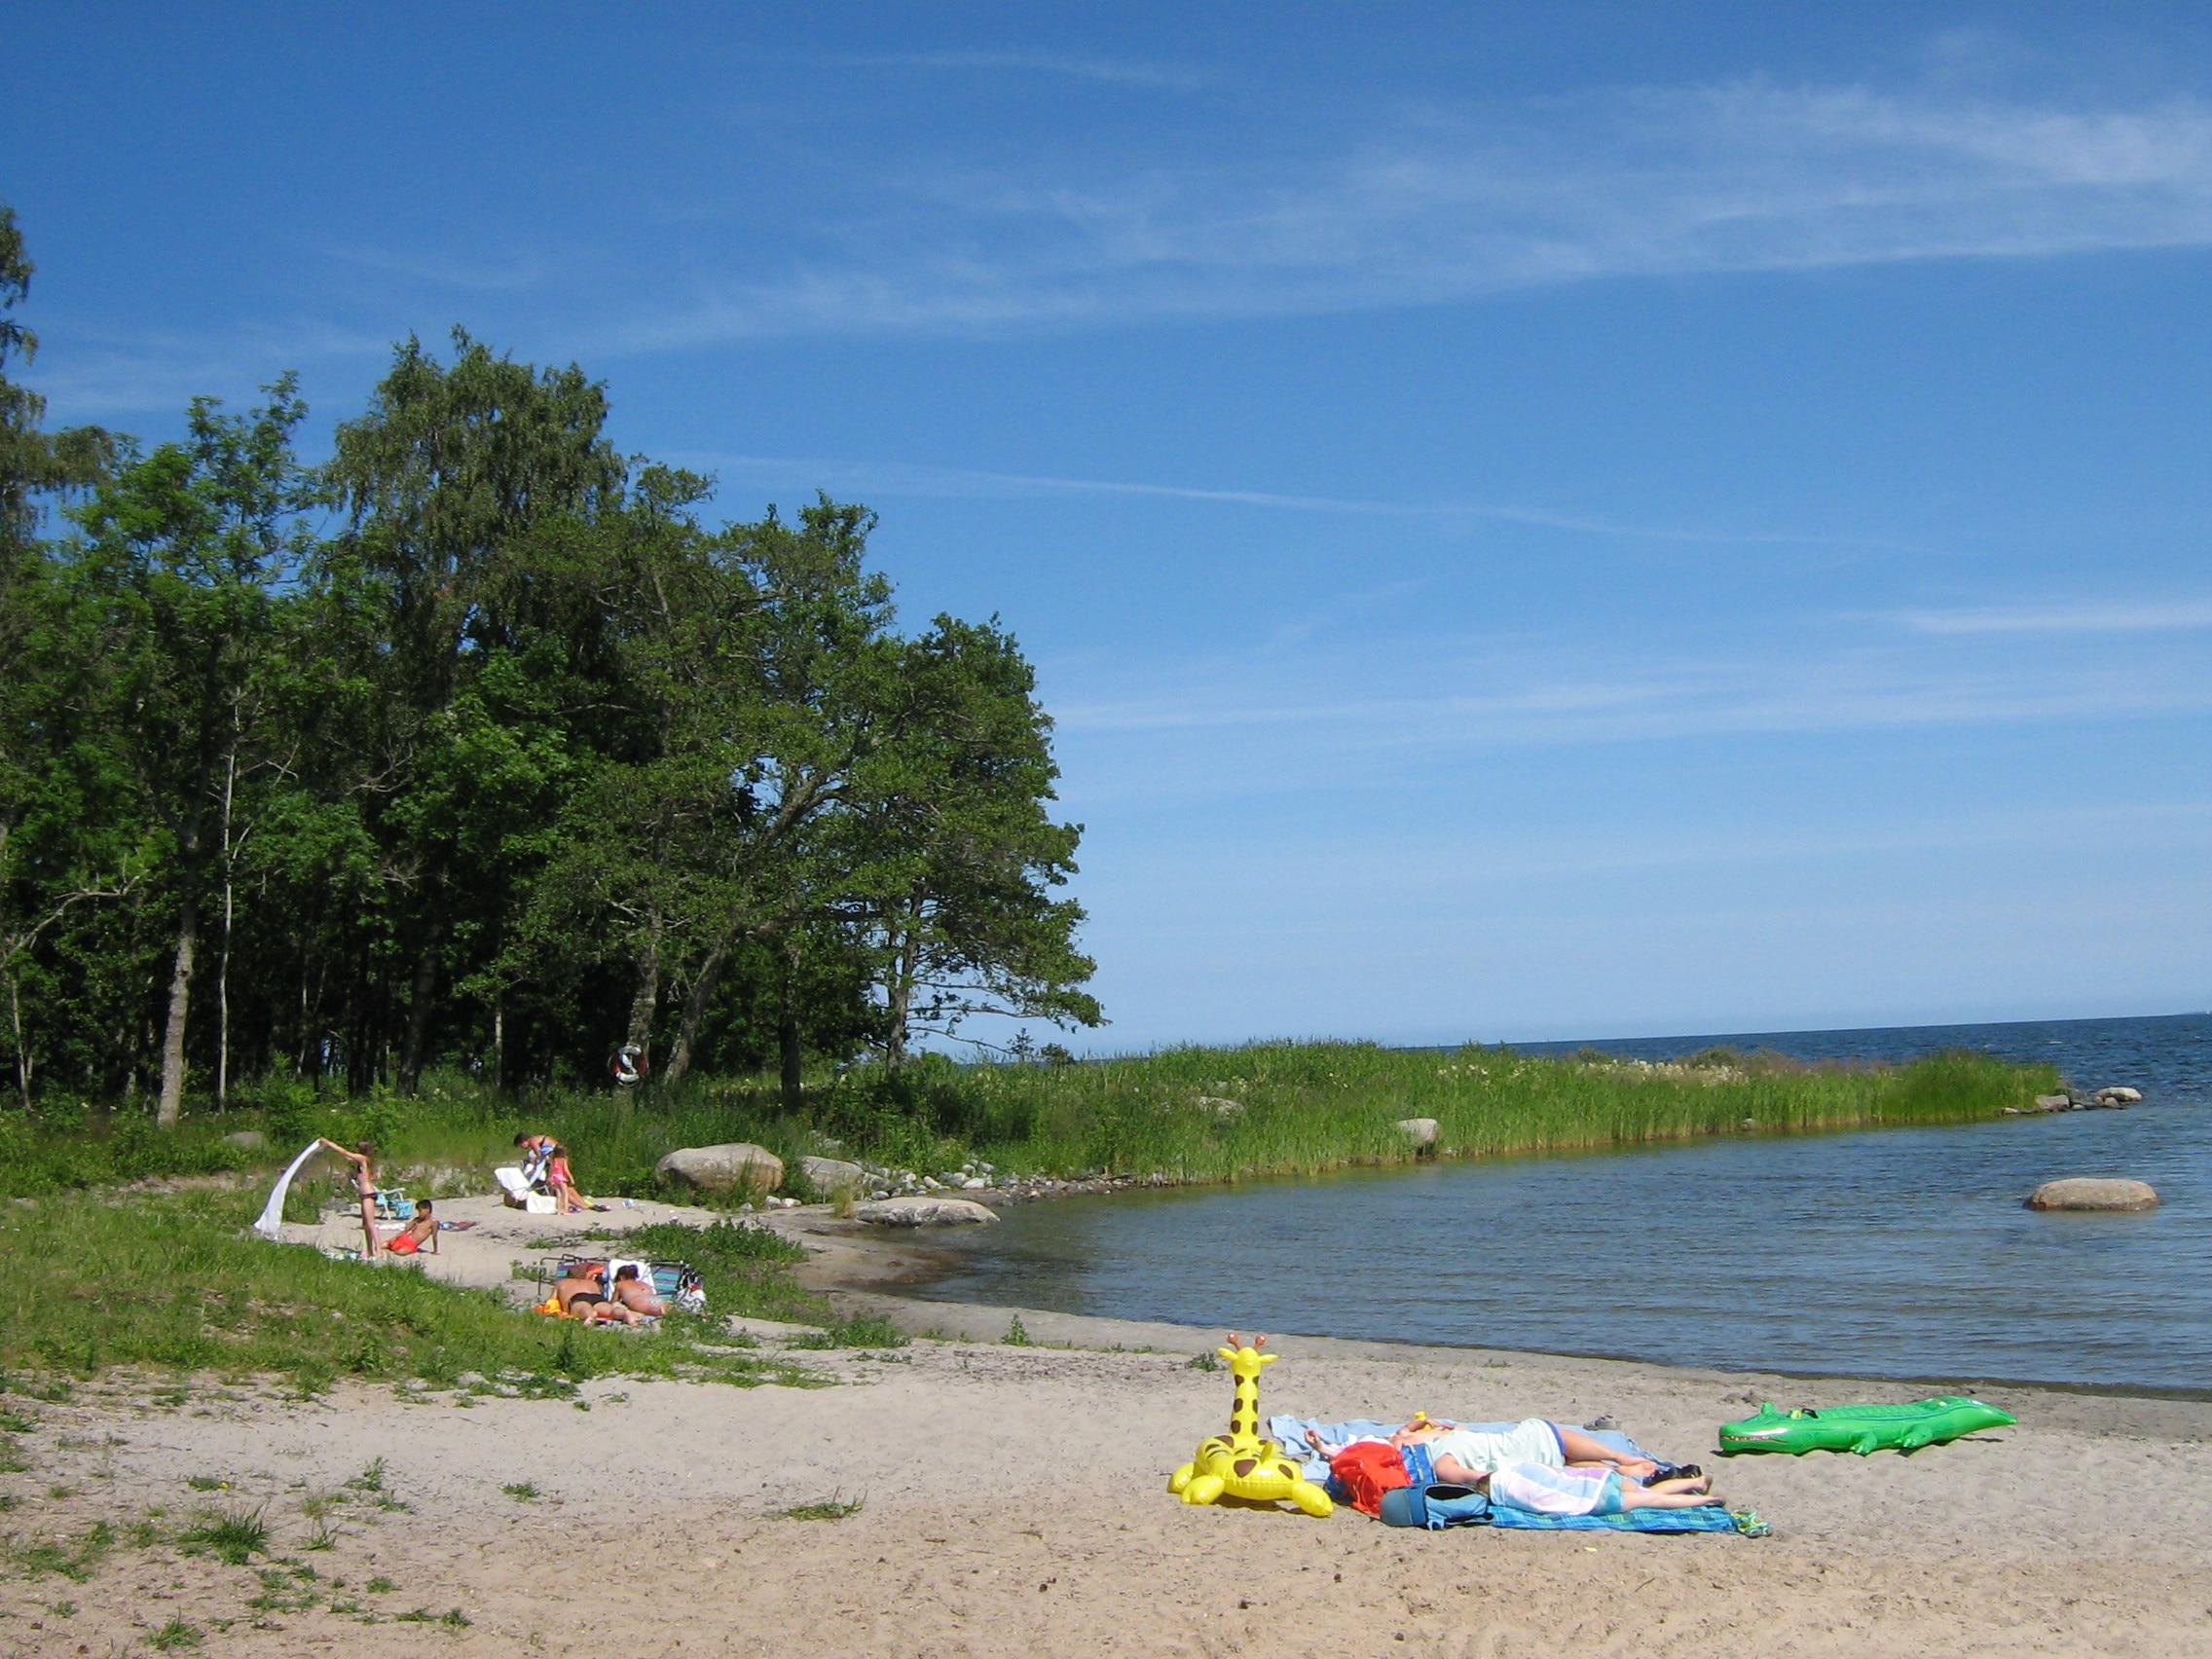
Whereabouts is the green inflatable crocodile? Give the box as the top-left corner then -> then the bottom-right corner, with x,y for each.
1718,1396 -> 2015,1456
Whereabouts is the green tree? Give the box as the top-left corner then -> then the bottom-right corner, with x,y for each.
0,203 -> 120,1107
322,332 -> 623,1091
838,615 -> 1101,1066
66,383 -> 312,1124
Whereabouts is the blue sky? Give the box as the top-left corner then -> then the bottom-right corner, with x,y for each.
10,3 -> 2212,1049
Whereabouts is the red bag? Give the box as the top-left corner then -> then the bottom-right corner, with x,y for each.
1329,1442 -> 1410,1517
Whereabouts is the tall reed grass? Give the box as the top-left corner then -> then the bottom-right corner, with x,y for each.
0,1042 -> 2059,1200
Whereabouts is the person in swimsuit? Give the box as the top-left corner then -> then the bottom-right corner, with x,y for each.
554,1262 -> 610,1317
513,1133 -> 553,1183
545,1143 -> 586,1213
386,1198 -> 437,1254
318,1138 -> 379,1259
608,1264 -> 665,1318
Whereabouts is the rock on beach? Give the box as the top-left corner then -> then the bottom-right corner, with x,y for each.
2026,1178 -> 2158,1212
654,1143 -> 785,1194
798,1156 -> 867,1194
854,1196 -> 999,1227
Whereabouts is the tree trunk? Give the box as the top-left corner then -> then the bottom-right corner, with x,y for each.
492,1004 -> 504,1092
883,905 -> 918,1072
778,936 -> 803,1111
660,930 -> 734,1087
156,883 -> 200,1127
8,976 -> 28,1111
625,914 -> 663,1070
215,747 -> 238,1108
397,915 -> 442,1094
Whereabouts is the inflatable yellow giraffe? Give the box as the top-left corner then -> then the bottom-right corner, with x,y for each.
1168,1333 -> 1334,1516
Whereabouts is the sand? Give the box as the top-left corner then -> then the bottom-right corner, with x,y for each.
6,1193 -> 2210,1656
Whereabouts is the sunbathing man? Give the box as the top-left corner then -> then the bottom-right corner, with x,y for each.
386,1198 -> 438,1255
554,1262 -> 610,1318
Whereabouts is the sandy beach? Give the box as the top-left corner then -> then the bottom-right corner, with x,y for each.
6,1195 -> 2209,1657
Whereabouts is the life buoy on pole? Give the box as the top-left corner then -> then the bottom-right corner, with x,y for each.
612,1044 -> 646,1087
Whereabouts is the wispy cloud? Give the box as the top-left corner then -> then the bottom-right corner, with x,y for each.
825,50 -> 1206,92
690,449 -> 1912,552
614,79 -> 2212,343
1904,599 -> 2212,634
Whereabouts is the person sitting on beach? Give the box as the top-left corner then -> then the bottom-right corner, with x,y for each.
386,1198 -> 438,1255
607,1264 -> 665,1318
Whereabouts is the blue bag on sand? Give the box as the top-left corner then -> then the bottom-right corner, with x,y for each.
1380,1484 -> 1491,1529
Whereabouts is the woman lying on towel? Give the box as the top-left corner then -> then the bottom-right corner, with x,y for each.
1391,1419 -> 1719,1515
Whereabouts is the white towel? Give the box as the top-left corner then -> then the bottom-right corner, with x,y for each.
253,1140 -> 325,1240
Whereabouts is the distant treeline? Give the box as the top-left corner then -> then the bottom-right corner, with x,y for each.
0,204 -> 1099,1122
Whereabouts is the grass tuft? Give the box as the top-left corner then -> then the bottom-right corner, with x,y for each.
779,1493 -> 864,1521
177,1503 -> 268,1566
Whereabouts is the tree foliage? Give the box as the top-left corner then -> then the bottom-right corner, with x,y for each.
0,216 -> 1099,1115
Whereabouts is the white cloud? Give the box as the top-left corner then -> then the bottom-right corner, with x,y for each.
688,449 -> 1912,552
1904,600 -> 2212,634
616,79 -> 2212,342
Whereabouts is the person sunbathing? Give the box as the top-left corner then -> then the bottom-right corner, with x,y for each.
608,1264 -> 665,1318
1390,1418 -> 1719,1515
1391,1417 -> 1662,1484
386,1198 -> 438,1255
554,1262 -> 610,1317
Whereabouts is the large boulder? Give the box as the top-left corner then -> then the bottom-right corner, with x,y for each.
798,1156 -> 866,1195
2033,1094 -> 2073,1112
2091,1087 -> 2144,1105
854,1196 -> 999,1227
221,1129 -> 270,1151
1395,1118 -> 1439,1149
654,1143 -> 784,1194
2026,1178 -> 2158,1212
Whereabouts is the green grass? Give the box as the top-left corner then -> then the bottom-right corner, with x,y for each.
789,1312 -> 909,1350
0,1043 -> 2059,1209
0,1190 -> 821,1394
176,1503 -> 268,1566
778,1493 -> 864,1521
149,1618 -> 203,1650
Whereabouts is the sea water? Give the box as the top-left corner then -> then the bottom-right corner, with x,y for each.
912,1013 -> 2212,1390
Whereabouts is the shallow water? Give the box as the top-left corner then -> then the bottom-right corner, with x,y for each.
914,1013 -> 2212,1390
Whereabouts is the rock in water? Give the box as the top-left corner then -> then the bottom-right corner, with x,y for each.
854,1196 -> 999,1227
1395,1118 -> 1439,1149
2025,1178 -> 2158,1212
654,1143 -> 785,1194
2034,1094 -> 2073,1112
2091,1087 -> 2144,1105
798,1156 -> 866,1194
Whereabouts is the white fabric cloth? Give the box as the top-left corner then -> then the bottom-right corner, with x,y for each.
1426,1419 -> 1562,1476
253,1141 -> 325,1240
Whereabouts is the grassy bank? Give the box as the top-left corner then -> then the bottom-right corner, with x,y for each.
0,1191 -> 818,1396
0,1041 -> 2060,1202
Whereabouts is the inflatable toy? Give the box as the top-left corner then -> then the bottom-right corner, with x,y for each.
1168,1333 -> 1334,1516
1719,1396 -> 2015,1456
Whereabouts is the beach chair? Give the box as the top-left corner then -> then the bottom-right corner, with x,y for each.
372,1188 -> 415,1222
495,1165 -> 557,1213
